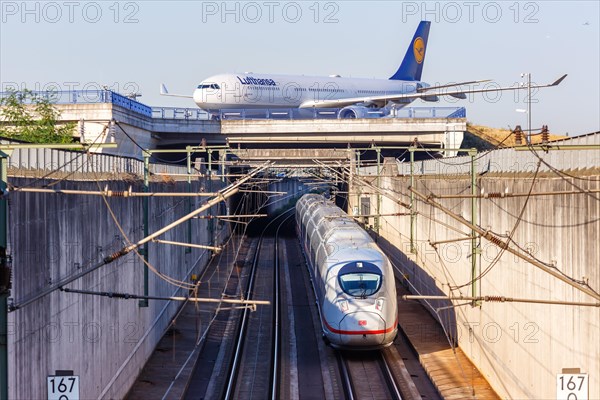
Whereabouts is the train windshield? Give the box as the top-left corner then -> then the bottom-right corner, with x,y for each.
338,261 -> 382,298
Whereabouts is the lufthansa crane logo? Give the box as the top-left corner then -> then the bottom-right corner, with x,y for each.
413,37 -> 425,64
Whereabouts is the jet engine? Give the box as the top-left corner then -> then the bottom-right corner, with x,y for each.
338,106 -> 383,119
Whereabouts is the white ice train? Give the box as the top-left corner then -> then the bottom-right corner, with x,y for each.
296,194 -> 398,349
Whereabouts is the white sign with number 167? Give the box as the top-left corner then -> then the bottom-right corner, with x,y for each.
47,375 -> 79,400
557,374 -> 588,400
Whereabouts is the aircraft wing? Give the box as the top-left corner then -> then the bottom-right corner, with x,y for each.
160,83 -> 193,99
298,74 -> 567,109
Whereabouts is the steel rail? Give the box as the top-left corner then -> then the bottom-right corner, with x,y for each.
271,212 -> 294,399
379,351 -> 404,400
222,236 -> 263,400
223,209 -> 292,400
337,354 -> 355,400
338,351 -> 403,400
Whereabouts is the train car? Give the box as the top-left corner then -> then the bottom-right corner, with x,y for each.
296,194 -> 398,349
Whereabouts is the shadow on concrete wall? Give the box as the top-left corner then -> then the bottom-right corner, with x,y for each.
373,232 -> 462,349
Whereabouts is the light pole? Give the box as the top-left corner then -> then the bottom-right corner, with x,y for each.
520,73 -> 532,143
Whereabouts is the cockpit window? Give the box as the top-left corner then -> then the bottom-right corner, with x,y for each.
197,83 -> 220,89
338,261 -> 382,298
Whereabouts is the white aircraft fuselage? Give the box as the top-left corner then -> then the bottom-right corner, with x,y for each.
193,73 -> 424,111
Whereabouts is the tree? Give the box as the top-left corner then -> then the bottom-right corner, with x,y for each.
0,90 -> 75,143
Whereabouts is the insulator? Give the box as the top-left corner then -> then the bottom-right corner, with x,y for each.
104,250 -> 125,264
484,296 -> 507,302
514,125 -> 523,145
78,119 -> 85,142
487,234 -> 508,249
487,192 -> 502,198
541,125 -> 549,144
109,121 -> 117,143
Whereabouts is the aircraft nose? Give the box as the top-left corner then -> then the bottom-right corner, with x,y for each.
193,89 -> 205,108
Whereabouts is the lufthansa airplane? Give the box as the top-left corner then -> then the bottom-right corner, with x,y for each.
161,21 -> 566,118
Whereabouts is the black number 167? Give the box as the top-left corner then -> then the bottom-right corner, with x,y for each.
49,377 -> 76,393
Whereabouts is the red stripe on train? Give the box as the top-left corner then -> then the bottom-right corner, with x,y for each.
322,316 -> 398,335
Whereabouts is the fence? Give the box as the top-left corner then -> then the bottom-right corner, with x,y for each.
396,132 -> 600,175
218,106 -> 466,120
1,90 -> 466,121
0,90 -> 153,118
3,142 -> 192,178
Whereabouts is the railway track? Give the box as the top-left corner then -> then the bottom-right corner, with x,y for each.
338,350 -> 403,400
223,211 -> 292,400
181,210 -> 438,400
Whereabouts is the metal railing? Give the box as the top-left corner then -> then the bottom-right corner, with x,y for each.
396,132 -> 600,175
217,106 -> 466,120
0,90 -> 153,118
1,90 -> 466,121
2,140 -> 192,177
151,107 -> 210,120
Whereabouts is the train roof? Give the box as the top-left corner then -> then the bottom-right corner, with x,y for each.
297,194 -> 369,236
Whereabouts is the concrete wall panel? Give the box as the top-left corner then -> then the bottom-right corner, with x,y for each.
7,176 -> 226,399
351,169 -> 600,399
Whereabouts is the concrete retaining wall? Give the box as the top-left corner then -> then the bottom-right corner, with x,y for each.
7,176 -> 227,399
351,169 -> 600,399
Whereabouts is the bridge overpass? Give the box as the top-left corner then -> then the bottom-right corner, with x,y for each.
1,90 -> 466,158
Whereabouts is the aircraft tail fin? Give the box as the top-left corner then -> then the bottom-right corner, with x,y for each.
390,21 -> 431,81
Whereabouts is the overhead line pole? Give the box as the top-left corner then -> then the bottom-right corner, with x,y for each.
140,153 -> 150,307
469,149 -> 479,303
0,151 -> 10,400
409,148 -> 415,253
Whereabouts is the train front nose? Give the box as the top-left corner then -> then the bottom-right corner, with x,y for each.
338,311 -> 388,347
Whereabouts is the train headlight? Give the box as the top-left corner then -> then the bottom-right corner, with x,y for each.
375,298 -> 384,312
338,300 -> 349,312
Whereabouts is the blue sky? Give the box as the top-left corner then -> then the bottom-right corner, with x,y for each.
1,1 -> 599,135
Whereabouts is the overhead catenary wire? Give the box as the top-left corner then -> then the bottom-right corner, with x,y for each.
447,159 -> 542,291
409,185 -> 600,301
6,186 -> 225,197
8,162 -> 271,311
402,294 -> 600,307
325,149 -> 600,303
316,160 -> 472,237
59,287 -> 270,308
339,152 -> 600,299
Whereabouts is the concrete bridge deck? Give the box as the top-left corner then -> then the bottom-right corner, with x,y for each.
53,102 -> 465,157
0,89 -> 465,157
